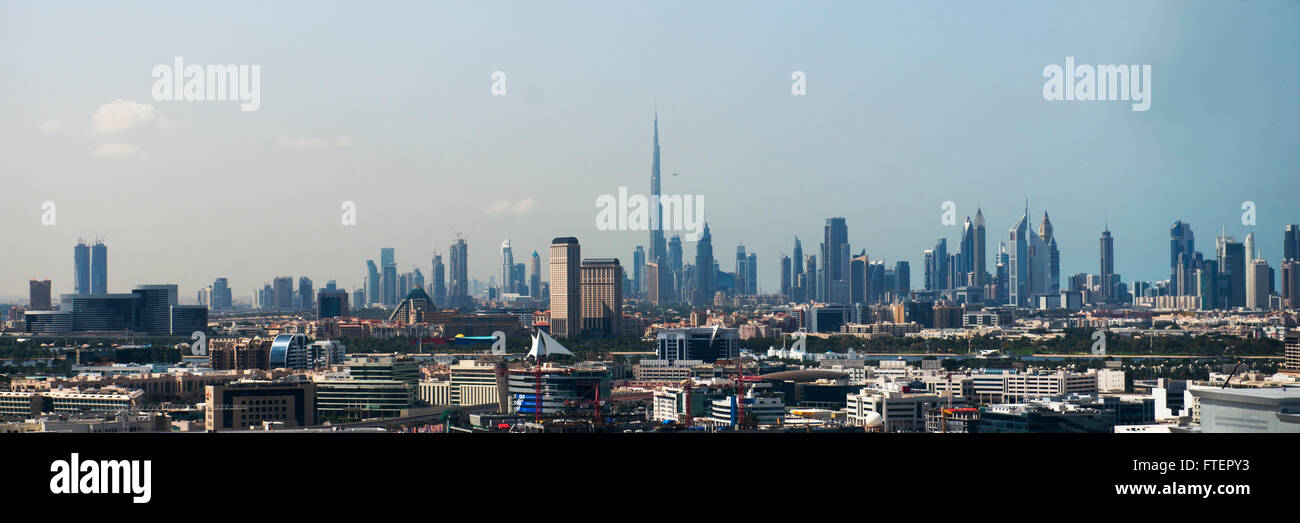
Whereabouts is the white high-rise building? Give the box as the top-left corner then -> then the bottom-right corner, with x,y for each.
500,239 -> 514,296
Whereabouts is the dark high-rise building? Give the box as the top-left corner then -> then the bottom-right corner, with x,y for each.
667,235 -> 683,303
869,261 -> 886,304
382,263 -> 398,306
1099,226 -> 1115,301
512,263 -> 526,295
746,253 -> 757,295
895,261 -> 911,301
449,237 -> 469,307
1285,225 -> 1299,262
298,277 -> 314,311
1197,259 -> 1219,310
431,254 -> 447,306
90,241 -> 107,294
792,237 -> 804,279
29,280 -> 52,311
273,277 -> 294,310
804,255 -> 817,302
212,277 -> 232,311
74,241 -> 91,295
821,217 -> 849,303
957,217 -> 976,287
1170,220 -> 1197,296
1039,212 -> 1061,295
317,290 -> 349,319
132,284 -> 178,334
779,254 -> 792,299
849,252 -> 870,304
366,260 -> 380,306
734,245 -> 748,295
1217,233 -> 1246,309
633,245 -> 645,298
381,248 -> 395,268
1282,260 -> 1299,308
972,209 -> 987,285
549,237 -> 582,338
692,224 -> 715,306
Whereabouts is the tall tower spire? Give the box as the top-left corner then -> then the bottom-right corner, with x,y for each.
649,110 -> 666,265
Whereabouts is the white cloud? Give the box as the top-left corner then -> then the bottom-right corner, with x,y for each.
39,120 -> 64,132
486,199 -> 536,215
93,99 -> 157,134
91,142 -> 141,159
279,136 -> 352,149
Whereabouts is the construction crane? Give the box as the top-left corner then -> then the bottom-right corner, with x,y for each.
563,380 -> 605,427
731,358 -> 761,430
682,379 -> 694,427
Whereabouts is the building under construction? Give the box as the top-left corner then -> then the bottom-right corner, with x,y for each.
507,363 -> 611,417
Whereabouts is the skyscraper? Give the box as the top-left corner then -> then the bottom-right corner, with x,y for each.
382,263 -> 398,306
580,258 -> 623,336
366,260 -> 380,306
1170,220 -> 1197,296
645,261 -> 661,306
1217,232 -> 1246,309
746,253 -> 757,295
1100,226 -> 1115,301
1247,258 -> 1272,310
895,261 -> 911,301
74,241 -> 90,295
1009,207 -> 1052,307
779,254 -> 792,299
693,223 -> 715,306
958,216 -> 975,287
212,277 -> 232,311
667,235 -> 683,303
804,255 -> 817,303
1285,224 -> 1299,262
511,263 -> 525,295
500,239 -> 514,295
972,208 -> 987,285
791,236 -> 805,302
633,245 -> 645,298
133,284 -> 178,334
298,277 -> 314,310
1039,211 -> 1061,295
648,111 -> 667,267
29,280 -> 52,311
549,237 -> 582,338
90,241 -> 107,294
1282,260 -> 1299,308
449,236 -> 469,307
431,254 -> 447,306
821,217 -> 849,303
381,248 -> 395,268
273,277 -> 294,310
849,251 -> 870,304
530,251 -> 541,300
735,244 -> 748,295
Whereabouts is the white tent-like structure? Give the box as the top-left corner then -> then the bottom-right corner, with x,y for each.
528,329 -> 574,360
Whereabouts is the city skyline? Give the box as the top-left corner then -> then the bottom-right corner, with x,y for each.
3,1 -> 1298,299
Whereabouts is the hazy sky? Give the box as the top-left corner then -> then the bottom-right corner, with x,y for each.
1,0 -> 1297,302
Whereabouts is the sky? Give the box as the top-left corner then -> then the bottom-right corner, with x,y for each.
1,0 -> 1298,302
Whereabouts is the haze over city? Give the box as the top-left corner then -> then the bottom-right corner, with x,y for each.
2,0 -> 1297,301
